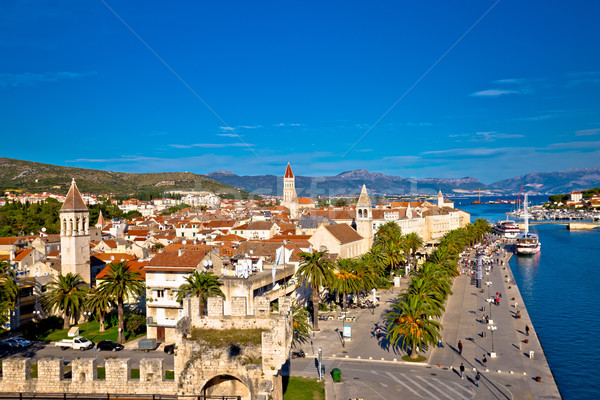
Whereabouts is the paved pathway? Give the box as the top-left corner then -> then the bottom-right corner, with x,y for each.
292,235 -> 562,400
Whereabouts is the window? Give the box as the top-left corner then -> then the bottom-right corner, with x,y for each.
155,290 -> 165,298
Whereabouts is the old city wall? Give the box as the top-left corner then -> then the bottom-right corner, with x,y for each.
0,357 -> 176,396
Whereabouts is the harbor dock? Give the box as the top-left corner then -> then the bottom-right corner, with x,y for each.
429,238 -> 561,399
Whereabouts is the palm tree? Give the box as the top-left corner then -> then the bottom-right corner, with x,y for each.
331,258 -> 360,310
405,277 -> 444,317
41,273 -> 88,329
0,264 -> 19,327
412,263 -> 453,300
386,294 -> 442,359
175,270 -> 225,315
296,250 -> 333,331
404,232 -> 424,268
85,287 -> 113,332
374,221 -> 403,247
291,300 -> 311,346
97,262 -> 144,344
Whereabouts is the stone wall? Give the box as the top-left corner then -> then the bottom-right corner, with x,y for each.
0,357 -> 176,396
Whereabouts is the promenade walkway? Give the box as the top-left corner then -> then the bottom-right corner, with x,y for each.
429,236 -> 561,399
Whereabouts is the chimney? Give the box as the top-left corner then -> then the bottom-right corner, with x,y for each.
178,248 -> 185,257
9,249 -> 15,261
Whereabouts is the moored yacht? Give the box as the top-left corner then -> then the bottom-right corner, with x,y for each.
516,194 -> 541,255
493,219 -> 520,239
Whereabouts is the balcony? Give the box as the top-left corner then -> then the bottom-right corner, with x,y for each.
146,316 -> 180,327
146,297 -> 181,309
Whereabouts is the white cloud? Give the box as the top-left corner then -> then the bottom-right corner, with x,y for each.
575,128 -> 600,136
0,71 -> 97,88
169,143 -> 253,149
470,132 -> 524,142
217,133 -> 240,138
470,89 -> 519,97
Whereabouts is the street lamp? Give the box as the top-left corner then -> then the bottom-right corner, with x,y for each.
33,310 -> 41,320
341,313 -> 346,348
487,325 -> 497,358
83,311 -> 92,334
485,281 -> 493,323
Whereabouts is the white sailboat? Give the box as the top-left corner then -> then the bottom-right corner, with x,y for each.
515,194 -> 541,255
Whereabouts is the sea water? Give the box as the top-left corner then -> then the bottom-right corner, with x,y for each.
458,196 -> 600,399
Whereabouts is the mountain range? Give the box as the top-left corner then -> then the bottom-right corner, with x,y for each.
0,158 -> 245,197
205,167 -> 600,197
1,157 -> 598,197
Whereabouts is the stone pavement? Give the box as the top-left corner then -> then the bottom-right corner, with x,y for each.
292,236 -> 562,400
429,240 -> 561,399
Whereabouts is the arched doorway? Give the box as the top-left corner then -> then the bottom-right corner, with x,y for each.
201,374 -> 251,400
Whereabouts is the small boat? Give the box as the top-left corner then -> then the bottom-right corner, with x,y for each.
516,194 -> 541,255
493,219 -> 520,239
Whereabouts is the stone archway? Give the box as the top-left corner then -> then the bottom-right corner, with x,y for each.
202,374 -> 251,400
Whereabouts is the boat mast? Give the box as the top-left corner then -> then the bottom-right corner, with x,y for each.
523,193 -> 530,235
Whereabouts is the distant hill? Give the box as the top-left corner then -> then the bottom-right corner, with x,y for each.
489,167 -> 600,194
205,169 -> 487,196
0,158 -> 247,196
206,167 -> 600,196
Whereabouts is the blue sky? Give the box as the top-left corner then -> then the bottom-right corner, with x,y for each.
1,0 -> 599,184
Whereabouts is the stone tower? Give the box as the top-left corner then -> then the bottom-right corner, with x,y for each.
282,163 -> 299,219
437,190 -> 444,207
60,179 -> 91,284
356,184 -> 373,246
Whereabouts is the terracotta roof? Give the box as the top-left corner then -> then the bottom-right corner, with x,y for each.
13,249 -> 33,262
309,210 -> 356,220
96,260 -> 148,280
93,253 -> 137,263
47,250 -> 60,257
246,221 -> 276,231
0,237 -> 23,245
147,249 -> 209,270
214,234 -> 247,242
60,179 -> 88,212
324,224 -> 364,244
284,162 -> 294,178
234,241 -> 282,262
298,197 -> 314,205
372,208 -> 408,219
205,220 -> 235,228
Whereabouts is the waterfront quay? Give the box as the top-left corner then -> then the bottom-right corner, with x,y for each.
289,235 -> 561,399
429,235 -> 561,399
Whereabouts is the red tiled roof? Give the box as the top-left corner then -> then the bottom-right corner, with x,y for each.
324,224 -> 363,244
284,163 -> 294,178
60,180 -> 88,212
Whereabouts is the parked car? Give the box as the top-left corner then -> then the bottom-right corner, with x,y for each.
138,338 -> 157,352
164,344 -> 175,355
96,340 -> 124,352
291,349 -> 305,359
0,337 -> 33,348
55,336 -> 94,350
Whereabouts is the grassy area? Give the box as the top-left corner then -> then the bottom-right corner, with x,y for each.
401,355 -> 427,362
165,370 -> 174,380
43,320 -> 145,343
190,328 -> 266,348
283,376 -> 325,400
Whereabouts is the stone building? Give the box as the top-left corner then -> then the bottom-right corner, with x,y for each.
59,179 -> 91,284
281,163 -> 299,219
0,295 -> 293,400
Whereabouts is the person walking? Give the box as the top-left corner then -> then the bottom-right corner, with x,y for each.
475,371 -> 481,387
458,340 -> 463,355
526,325 -> 530,336
460,363 -> 465,379
482,354 -> 487,368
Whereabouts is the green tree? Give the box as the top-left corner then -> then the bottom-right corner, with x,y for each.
296,250 -> 333,331
175,271 -> 225,316
331,258 -> 360,310
386,294 -> 442,359
41,273 -> 88,329
97,262 -> 144,344
291,300 -> 311,346
85,287 -> 113,332
404,232 -> 424,268
0,262 -> 19,327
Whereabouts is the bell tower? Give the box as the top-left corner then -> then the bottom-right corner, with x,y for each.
356,184 -> 373,246
282,163 -> 299,219
60,179 -> 91,284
